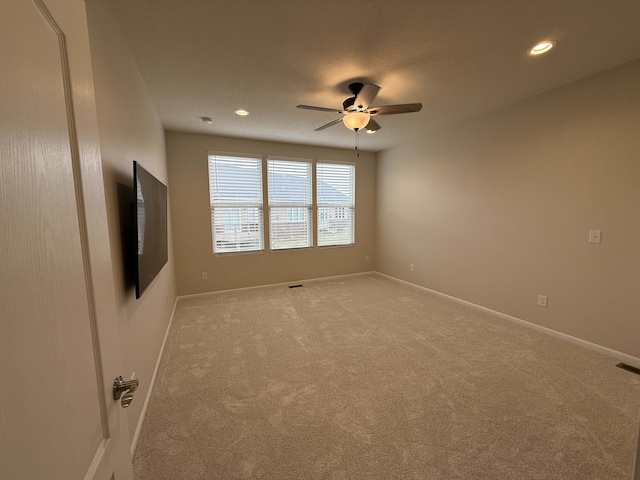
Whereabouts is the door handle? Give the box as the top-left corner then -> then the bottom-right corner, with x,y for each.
113,376 -> 139,408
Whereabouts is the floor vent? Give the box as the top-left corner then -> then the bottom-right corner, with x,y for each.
288,284 -> 303,289
616,362 -> 640,376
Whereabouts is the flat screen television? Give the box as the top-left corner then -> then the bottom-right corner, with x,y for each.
134,161 -> 168,299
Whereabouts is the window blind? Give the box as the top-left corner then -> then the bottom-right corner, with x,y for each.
208,154 -> 264,254
267,158 -> 312,250
317,162 -> 355,247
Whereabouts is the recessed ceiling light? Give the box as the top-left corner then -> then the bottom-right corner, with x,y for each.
201,116 -> 213,125
366,129 -> 376,134
235,109 -> 250,116
529,41 -> 555,56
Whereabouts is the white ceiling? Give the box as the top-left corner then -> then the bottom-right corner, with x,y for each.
107,0 -> 640,152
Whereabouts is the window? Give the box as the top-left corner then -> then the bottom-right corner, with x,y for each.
207,154 -> 355,253
267,158 -> 313,250
208,154 -> 264,254
317,162 -> 355,247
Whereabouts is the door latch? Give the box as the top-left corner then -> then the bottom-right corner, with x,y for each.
113,376 -> 139,408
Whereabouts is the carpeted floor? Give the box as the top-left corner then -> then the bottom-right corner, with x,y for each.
133,274 -> 640,479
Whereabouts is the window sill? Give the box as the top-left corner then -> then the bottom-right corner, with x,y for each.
318,243 -> 355,250
269,246 -> 314,253
213,249 -> 264,257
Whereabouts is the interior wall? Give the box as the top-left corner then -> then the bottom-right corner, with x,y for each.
85,0 -> 178,443
376,59 -> 640,358
166,131 -> 376,295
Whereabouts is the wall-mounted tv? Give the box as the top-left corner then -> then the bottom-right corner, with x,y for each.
134,161 -> 168,299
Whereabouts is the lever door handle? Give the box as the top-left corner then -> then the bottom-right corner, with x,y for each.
113,375 -> 139,408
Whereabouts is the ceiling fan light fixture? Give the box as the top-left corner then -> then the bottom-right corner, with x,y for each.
234,109 -> 250,116
343,112 -> 370,131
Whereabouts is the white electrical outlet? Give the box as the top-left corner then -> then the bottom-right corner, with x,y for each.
365,256 -> 369,262
410,264 -> 415,272
588,230 -> 602,244
537,295 -> 548,307
201,272 -> 208,280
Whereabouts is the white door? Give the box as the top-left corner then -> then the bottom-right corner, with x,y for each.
0,0 -> 134,479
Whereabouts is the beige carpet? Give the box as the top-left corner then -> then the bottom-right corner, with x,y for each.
133,274 -> 640,479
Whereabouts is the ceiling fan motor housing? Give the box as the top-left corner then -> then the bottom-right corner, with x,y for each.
343,96 -> 356,111
347,82 -> 365,110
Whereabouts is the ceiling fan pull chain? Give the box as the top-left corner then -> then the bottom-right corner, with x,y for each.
355,130 -> 360,157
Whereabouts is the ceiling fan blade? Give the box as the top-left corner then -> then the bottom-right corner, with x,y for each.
365,118 -> 381,131
368,103 -> 422,116
314,118 -> 344,131
354,83 -> 380,110
297,104 -> 343,113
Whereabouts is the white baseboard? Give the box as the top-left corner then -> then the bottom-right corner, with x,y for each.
178,270 -> 375,300
376,272 -> 640,367
130,295 -> 179,456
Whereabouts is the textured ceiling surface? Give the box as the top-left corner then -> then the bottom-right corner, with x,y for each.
107,0 -> 640,152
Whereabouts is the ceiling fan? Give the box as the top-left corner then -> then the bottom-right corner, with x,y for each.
297,82 -> 422,133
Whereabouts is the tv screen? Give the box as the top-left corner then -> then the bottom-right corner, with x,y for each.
134,161 -> 168,298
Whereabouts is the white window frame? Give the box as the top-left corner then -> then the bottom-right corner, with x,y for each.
316,161 -> 355,248
267,157 -> 313,251
207,153 -> 264,255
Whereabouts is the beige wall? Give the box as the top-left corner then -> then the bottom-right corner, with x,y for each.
377,59 -> 640,358
166,132 -> 376,295
86,0 -> 178,443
